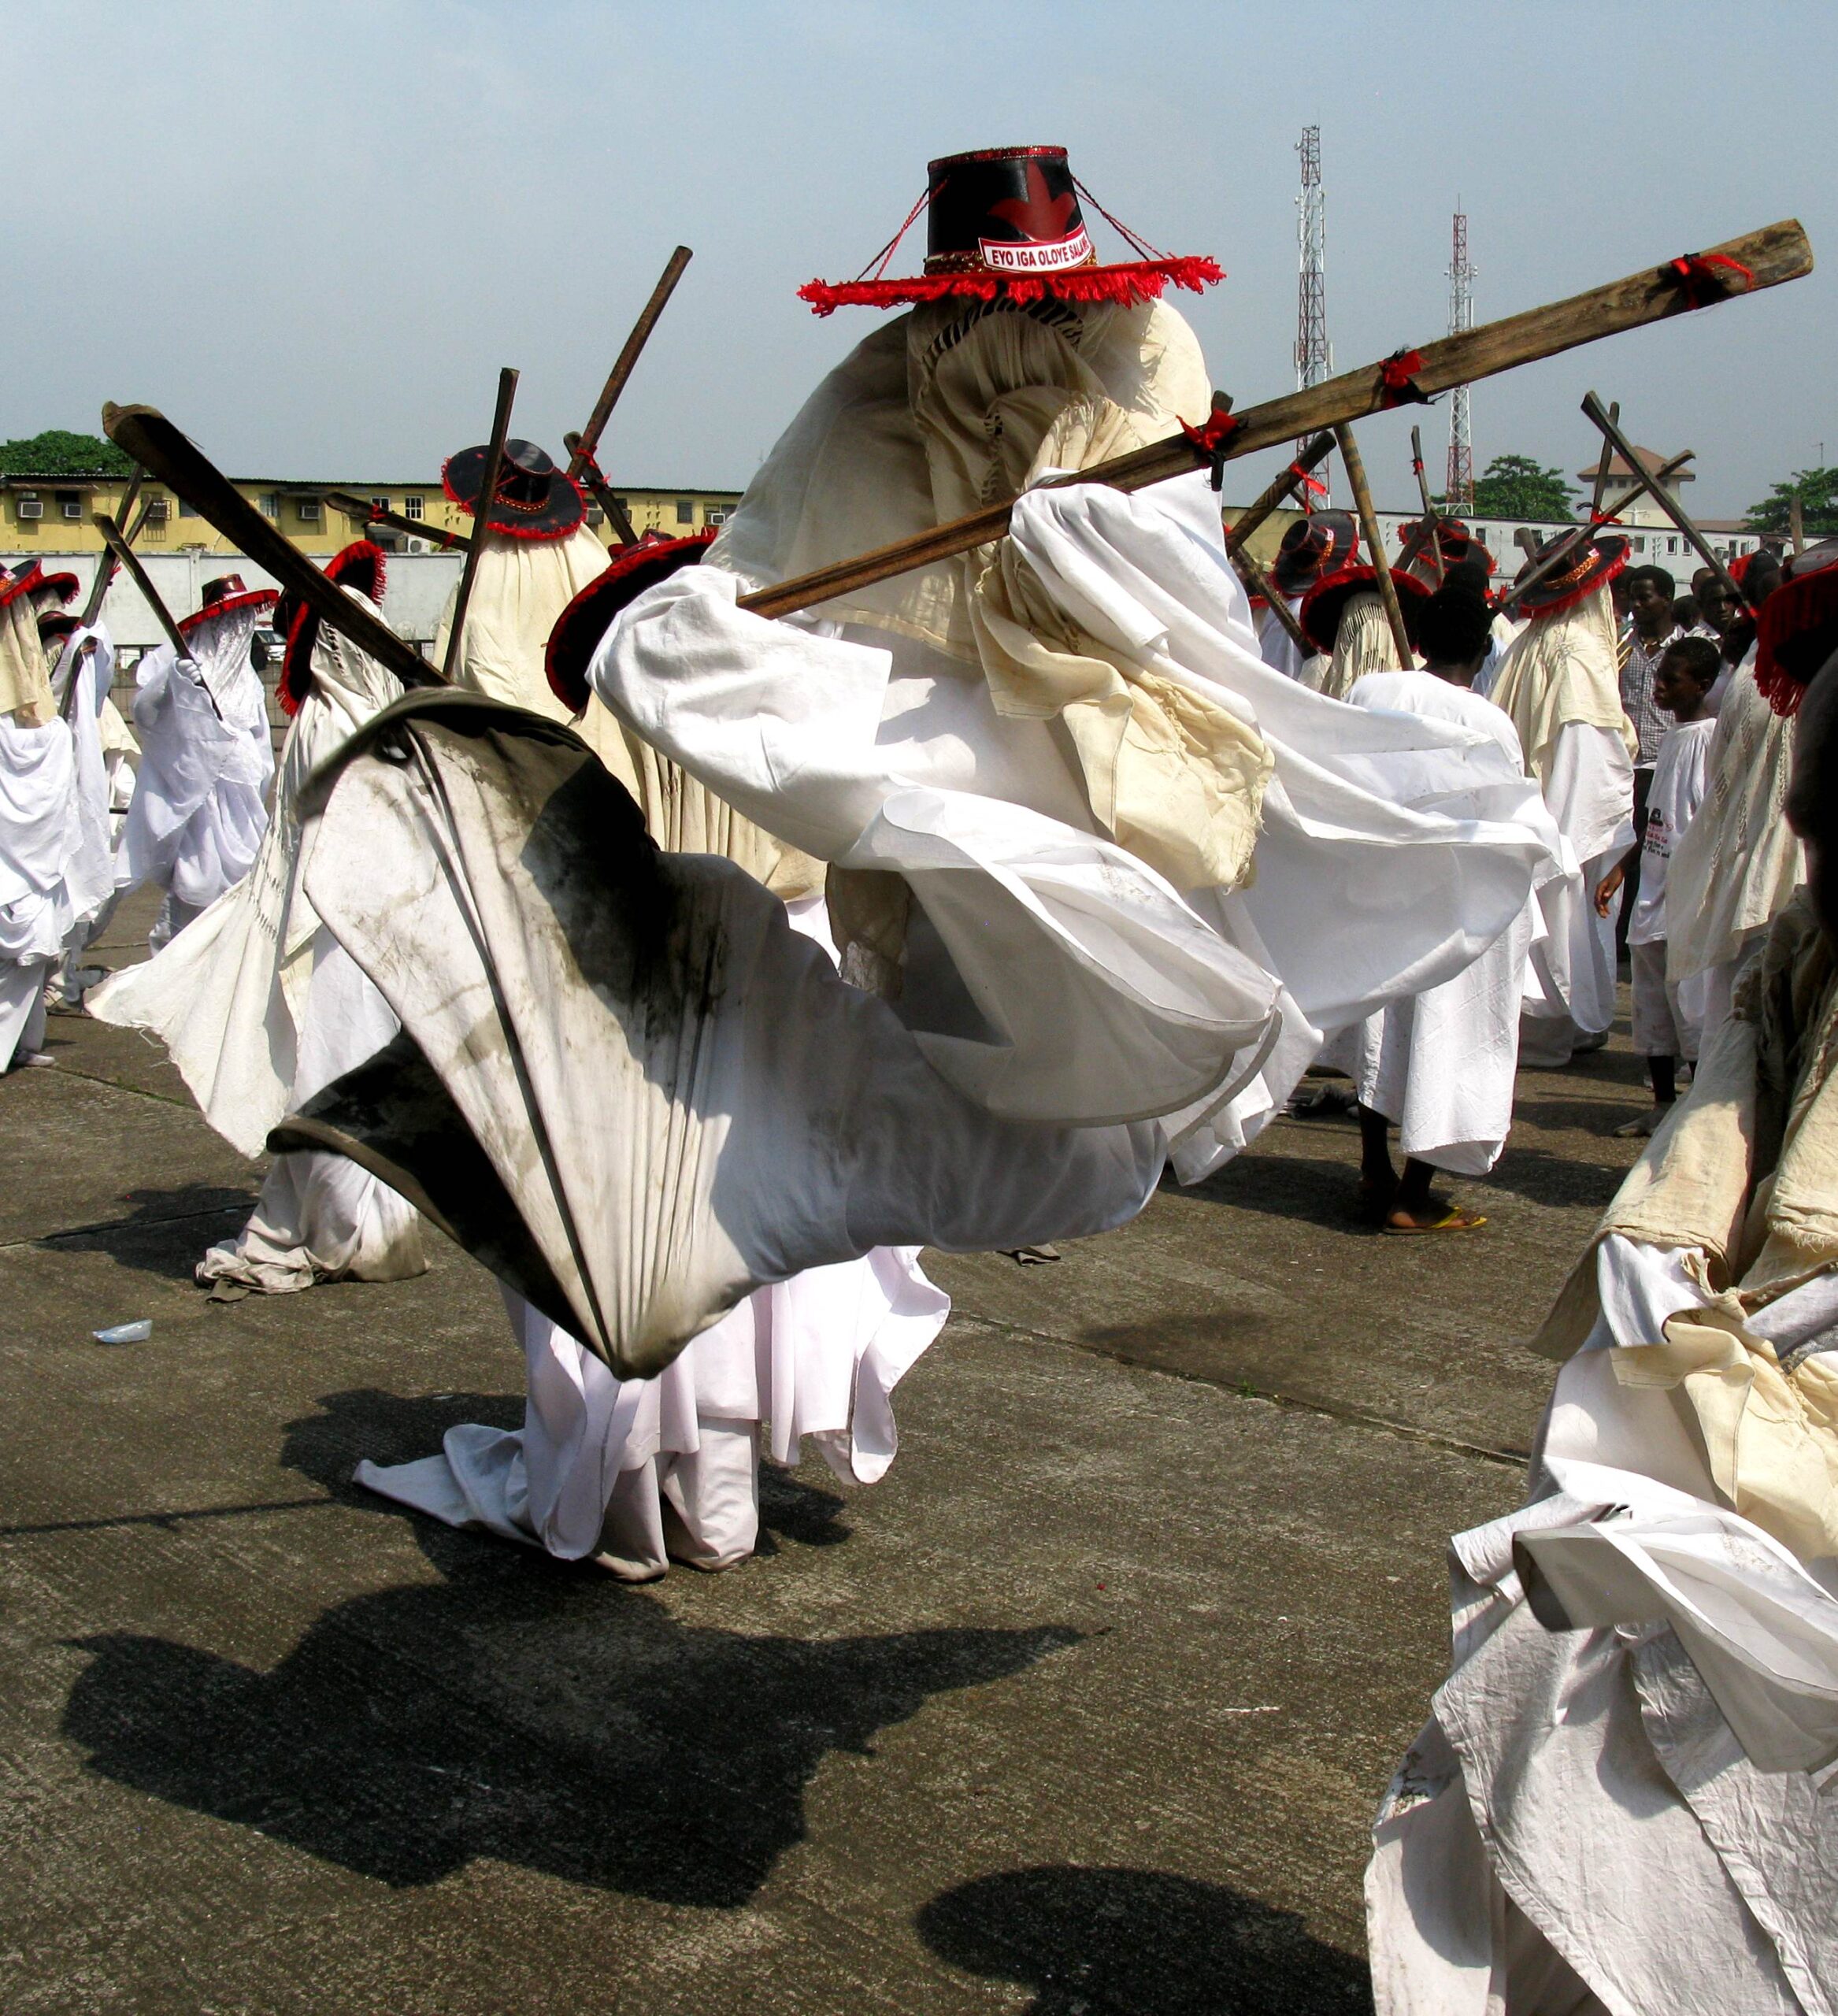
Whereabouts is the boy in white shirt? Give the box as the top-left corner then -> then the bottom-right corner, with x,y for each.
1594,635 -> 1720,1135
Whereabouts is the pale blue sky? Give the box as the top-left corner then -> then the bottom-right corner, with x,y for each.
6,0 -> 1832,517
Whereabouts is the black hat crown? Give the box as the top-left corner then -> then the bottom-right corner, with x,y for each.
925,147 -> 1092,276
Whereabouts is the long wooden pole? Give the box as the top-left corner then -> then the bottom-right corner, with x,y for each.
92,510 -> 226,721
1237,551 -> 1314,657
1408,426 -> 1444,583
736,219 -> 1809,623
78,467 -> 145,627
442,368 -> 519,684
1501,446 -> 1694,613
325,490 -> 469,554
1332,424 -> 1415,665
101,405 -> 438,691
1223,431 -> 1334,558
1790,494 -> 1806,558
1580,392 -> 1747,606
562,433 -> 639,546
567,246 -> 692,485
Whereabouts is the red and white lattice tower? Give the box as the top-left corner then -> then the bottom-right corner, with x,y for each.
1446,207 -> 1477,515
1294,125 -> 1331,502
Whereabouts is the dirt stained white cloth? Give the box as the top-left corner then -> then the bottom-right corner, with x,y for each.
91,587 -> 424,1288
1325,671 -> 1563,1176
117,607 -> 272,932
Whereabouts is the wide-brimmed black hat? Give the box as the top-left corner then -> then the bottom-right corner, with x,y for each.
1755,538 -> 1838,717
1398,518 -> 1496,587
1270,510 -> 1358,598
37,610 -> 83,645
1513,532 -> 1631,619
443,439 -> 585,543
178,572 -> 279,641
547,531 -> 716,713
1298,563 -> 1433,655
799,146 -> 1222,317
277,540 -> 388,715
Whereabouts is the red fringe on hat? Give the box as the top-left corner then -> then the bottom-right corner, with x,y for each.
278,540 -> 389,716
1755,563 -> 1838,717
441,465 -> 587,543
798,257 -> 1223,317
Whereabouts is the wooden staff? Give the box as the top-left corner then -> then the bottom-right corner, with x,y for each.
92,510 -> 224,721
1237,550 -> 1314,657
1580,392 -> 1747,606
1407,426 -> 1444,583
442,367 -> 519,684
567,246 -> 691,485
1502,447 -> 1693,613
561,433 -> 638,546
736,219 -> 1809,623
1791,494 -> 1806,557
1332,424 -> 1415,665
78,467 -> 146,628
1223,431 -> 1334,558
102,405 -> 438,691
325,490 -> 470,554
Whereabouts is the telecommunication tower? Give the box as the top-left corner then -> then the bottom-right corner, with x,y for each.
1445,207 -> 1477,515
1294,125 -> 1331,501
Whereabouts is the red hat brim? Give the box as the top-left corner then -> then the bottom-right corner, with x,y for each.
1514,535 -> 1630,619
176,587 -> 280,641
443,448 -> 586,543
1755,557 -> 1838,717
799,256 -> 1222,317
1298,565 -> 1432,655
279,542 -> 388,716
547,532 -> 715,713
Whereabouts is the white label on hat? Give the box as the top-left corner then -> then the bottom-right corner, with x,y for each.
978,228 -> 1095,274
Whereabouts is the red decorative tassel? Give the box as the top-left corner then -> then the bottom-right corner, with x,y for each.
1377,347 -> 1430,410
1179,405 -> 1241,491
799,257 -> 1224,317
1754,563 -> 1838,716
1666,252 -> 1756,310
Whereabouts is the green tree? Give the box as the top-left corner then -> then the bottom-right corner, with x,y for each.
1744,466 -> 1838,536
1466,453 -> 1578,523
0,428 -> 134,476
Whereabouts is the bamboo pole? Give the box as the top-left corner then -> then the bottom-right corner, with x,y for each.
1580,392 -> 1747,606
1223,431 -> 1334,558
442,368 -> 519,684
325,490 -> 469,553
101,405 -> 438,691
1333,423 -> 1415,665
737,219 -> 1809,623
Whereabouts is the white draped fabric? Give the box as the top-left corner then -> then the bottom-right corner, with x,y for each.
1255,595 -> 1316,682
0,710 -> 76,1068
1329,671 -> 1569,1176
92,588 -> 424,1290
354,895 -> 950,1574
118,607 -> 272,931
51,625 -> 123,937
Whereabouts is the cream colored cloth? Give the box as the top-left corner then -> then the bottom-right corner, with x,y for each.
440,524 -> 821,901
1488,583 -> 1638,781
1308,591 -> 1407,703
0,591 -> 54,725
1668,654 -> 1805,985
709,296 -> 1272,897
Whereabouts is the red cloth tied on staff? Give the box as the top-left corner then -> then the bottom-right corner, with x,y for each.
1377,348 -> 1430,410
1179,406 -> 1241,490
1666,251 -> 1756,309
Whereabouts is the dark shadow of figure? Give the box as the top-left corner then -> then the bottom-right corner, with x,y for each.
37,1184 -> 257,1283
62,1390 -> 1059,1906
918,1866 -> 1372,2014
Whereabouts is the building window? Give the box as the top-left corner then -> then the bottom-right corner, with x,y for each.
179,498 -> 201,518
402,495 -> 424,521
1666,536 -> 1679,555
14,490 -> 43,524
143,495 -> 169,541
57,490 -> 82,521
259,494 -> 279,518
295,497 -> 322,525
613,497 -> 629,515
676,498 -> 694,525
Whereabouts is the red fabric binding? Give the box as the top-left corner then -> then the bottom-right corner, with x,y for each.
1288,463 -> 1328,505
1180,406 -> 1242,491
1377,347 -> 1430,410
1666,253 -> 1756,310
799,256 -> 1224,317
1754,563 -> 1838,717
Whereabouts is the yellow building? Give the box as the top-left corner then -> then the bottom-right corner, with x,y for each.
0,472 -> 743,555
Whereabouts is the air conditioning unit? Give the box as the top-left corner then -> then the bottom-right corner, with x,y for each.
17,496 -> 43,520
61,500 -> 82,521
407,538 -> 430,554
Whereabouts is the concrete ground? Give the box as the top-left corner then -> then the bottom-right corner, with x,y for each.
0,890 -> 1651,2014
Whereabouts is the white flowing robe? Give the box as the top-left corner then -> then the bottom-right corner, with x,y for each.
1255,595 -> 1317,682
1329,672 -> 1571,1176
91,590 -> 424,1292
118,606 -> 273,936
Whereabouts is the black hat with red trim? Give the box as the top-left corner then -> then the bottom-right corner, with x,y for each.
26,567 -> 79,610
1398,518 -> 1496,587
178,572 -> 279,642
0,561 -> 46,613
1270,510 -> 1358,598
799,146 -> 1222,317
1755,538 -> 1838,717
1513,532 -> 1631,619
1298,563 -> 1433,655
276,540 -> 387,716
443,439 -> 585,543
37,610 -> 82,645
547,531 -> 716,713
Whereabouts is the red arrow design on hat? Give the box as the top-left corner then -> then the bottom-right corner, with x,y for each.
990,160 -> 1076,243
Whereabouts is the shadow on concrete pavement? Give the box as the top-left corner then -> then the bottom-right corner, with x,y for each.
918,1864 -> 1371,2013
36,1182 -> 254,1280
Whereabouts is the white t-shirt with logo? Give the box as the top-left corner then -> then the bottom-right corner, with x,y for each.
1628,714 -> 1716,947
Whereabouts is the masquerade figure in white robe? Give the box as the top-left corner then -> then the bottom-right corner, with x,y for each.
43,618 -> 137,1006
117,576 -> 275,949
1295,561 -> 1427,702
1258,510 -> 1353,685
1366,645 -> 1838,2016
91,545 -> 424,1294
0,568 -> 86,1069
288,147 -> 1558,1418
1488,538 -> 1639,1066
358,454 -> 947,1577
